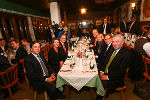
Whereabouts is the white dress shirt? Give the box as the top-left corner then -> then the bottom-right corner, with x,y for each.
143,42 -> 150,57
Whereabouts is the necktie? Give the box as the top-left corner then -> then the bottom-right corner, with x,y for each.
124,22 -> 126,29
94,39 -> 96,46
104,50 -> 117,73
37,55 -> 49,76
103,24 -> 106,35
63,44 -> 66,53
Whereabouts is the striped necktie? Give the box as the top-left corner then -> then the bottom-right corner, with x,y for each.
37,55 -> 49,76
104,50 -> 117,73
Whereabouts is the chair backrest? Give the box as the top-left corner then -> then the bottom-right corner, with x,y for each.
0,64 -> 18,89
142,56 -> 150,74
19,59 -> 26,72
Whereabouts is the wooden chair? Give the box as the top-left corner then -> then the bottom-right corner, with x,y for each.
19,59 -> 29,86
34,90 -> 48,100
102,68 -> 130,100
0,64 -> 24,100
142,56 -> 150,83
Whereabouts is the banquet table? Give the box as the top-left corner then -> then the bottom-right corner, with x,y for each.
56,39 -> 105,100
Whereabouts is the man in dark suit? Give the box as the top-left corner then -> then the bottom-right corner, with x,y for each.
10,40 -> 28,64
97,34 -> 131,99
128,16 -> 139,35
97,34 -> 113,69
0,39 -> 8,54
60,34 -> 68,60
46,24 -> 55,43
134,29 -> 150,57
10,40 -> 28,83
0,55 -> 11,99
98,18 -> 111,35
24,41 -> 64,100
99,34 -> 130,88
120,16 -> 128,33
0,55 -> 11,72
55,22 -> 63,38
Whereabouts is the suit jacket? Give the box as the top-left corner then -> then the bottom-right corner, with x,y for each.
60,42 -> 68,59
48,47 -> 66,72
128,21 -> 139,35
0,45 -> 8,54
0,55 -> 11,85
11,46 -> 28,64
0,55 -> 11,72
97,43 -> 113,69
55,27 -> 63,38
24,53 -> 54,90
120,21 -> 128,33
134,37 -> 149,56
98,23 -> 111,34
99,46 -> 131,89
46,28 -> 52,43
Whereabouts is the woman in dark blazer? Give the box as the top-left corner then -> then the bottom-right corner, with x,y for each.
93,34 -> 107,63
48,38 -> 65,73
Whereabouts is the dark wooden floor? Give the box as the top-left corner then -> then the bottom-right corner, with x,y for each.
0,78 -> 143,100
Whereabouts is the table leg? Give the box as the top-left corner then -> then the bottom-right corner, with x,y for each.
90,87 -> 94,100
65,85 -> 70,100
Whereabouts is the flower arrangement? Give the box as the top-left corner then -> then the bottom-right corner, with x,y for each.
77,51 -> 82,58
5,51 -> 8,54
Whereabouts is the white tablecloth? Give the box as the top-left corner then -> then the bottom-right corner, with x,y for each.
58,40 -> 98,91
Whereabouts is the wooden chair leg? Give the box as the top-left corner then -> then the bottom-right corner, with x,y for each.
65,85 -> 70,100
90,88 -> 94,100
120,90 -> 125,100
34,90 -> 37,100
8,87 -> 14,100
44,91 -> 48,100
102,89 -> 107,100
25,75 -> 29,86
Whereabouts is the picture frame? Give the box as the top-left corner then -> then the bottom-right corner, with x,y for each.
69,23 -> 75,29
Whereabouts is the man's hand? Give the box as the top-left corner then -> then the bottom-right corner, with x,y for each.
60,61 -> 64,67
99,72 -> 104,78
46,75 -> 56,83
89,44 -> 94,48
101,75 -> 108,80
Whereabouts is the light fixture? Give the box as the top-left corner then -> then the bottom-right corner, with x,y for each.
82,21 -> 87,26
81,8 -> 87,14
131,2 -> 136,9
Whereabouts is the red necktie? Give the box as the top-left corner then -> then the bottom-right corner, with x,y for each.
63,44 -> 66,53
94,39 -> 96,46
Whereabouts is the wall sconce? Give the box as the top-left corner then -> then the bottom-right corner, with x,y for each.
130,2 -> 136,9
80,8 -> 87,14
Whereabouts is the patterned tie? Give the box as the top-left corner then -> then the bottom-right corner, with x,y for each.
104,50 -> 117,73
63,44 -> 66,53
37,55 -> 49,76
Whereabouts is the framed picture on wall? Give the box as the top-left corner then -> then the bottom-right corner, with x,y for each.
96,20 -> 102,26
140,0 -> 150,21
69,23 -> 75,29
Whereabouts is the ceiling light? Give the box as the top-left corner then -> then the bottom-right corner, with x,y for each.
131,2 -> 136,9
81,8 -> 87,14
